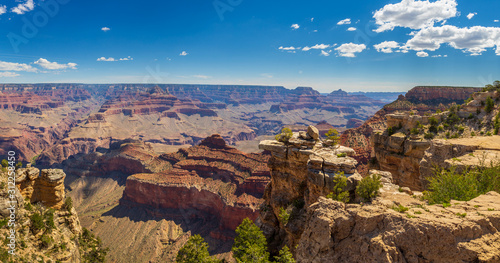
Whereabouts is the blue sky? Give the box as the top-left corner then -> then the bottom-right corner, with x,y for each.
0,0 -> 499,92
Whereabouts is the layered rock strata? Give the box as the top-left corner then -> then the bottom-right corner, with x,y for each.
16,166 -> 67,209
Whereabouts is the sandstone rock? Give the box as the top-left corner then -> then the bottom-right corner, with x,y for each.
369,169 -> 393,183
295,194 -> 500,263
307,125 -> 319,140
299,131 -> 308,140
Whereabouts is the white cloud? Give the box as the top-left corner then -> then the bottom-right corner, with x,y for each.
279,46 -> 296,51
291,24 -> 300,30
335,43 -> 367,57
467,13 -> 476,20
337,18 -> 351,25
495,20 -> 500,23
179,51 -> 188,56
0,61 -> 36,72
374,41 -> 401,53
11,0 -> 35,15
416,51 -> 429,57
405,25 -> 500,56
0,72 -> 20,78
101,27 -> 111,32
431,54 -> 448,57
373,0 -> 458,33
0,5 -> 7,15
311,18 -> 314,22
320,50 -> 330,56
34,58 -> 77,70
302,44 -> 332,51
97,57 -> 116,62
119,56 -> 133,61
347,27 -> 357,31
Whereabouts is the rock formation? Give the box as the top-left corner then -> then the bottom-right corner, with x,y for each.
0,166 -> 84,262
121,135 -> 271,240
258,132 -> 500,262
16,166 -> 67,209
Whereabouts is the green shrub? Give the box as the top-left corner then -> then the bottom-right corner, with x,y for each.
278,207 -> 290,225
392,204 -> 409,213
44,209 -> 56,232
356,175 -> 382,202
79,228 -> 109,263
30,212 -> 45,232
324,129 -> 340,145
387,127 -> 395,136
471,131 -> 476,136
423,165 -> 500,204
1,160 -> 7,168
429,117 -> 439,126
274,245 -> 295,263
176,235 -> 219,263
411,128 -> 419,135
275,127 -> 293,143
424,133 -> 434,140
232,218 -> 269,263
64,197 -> 73,213
337,153 -> 347,158
485,96 -> 495,113
40,233 -> 53,248
326,172 -> 349,203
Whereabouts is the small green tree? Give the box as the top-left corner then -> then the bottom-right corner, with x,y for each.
356,175 -> 382,202
16,161 -> 22,169
324,129 -> 339,146
274,245 -> 295,263
275,128 -> 293,144
232,218 -> 270,263
176,235 -> 219,263
64,197 -> 74,213
1,159 -> 8,168
326,172 -> 349,203
485,96 -> 495,113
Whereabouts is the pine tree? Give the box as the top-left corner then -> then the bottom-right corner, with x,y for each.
176,235 -> 219,263
232,218 -> 270,263
274,245 -> 295,263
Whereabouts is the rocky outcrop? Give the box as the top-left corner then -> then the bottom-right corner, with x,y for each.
295,193 -> 500,263
0,166 -> 84,262
257,131 -> 361,253
121,135 -> 271,240
258,133 -> 500,262
16,166 -> 67,209
406,86 -> 482,104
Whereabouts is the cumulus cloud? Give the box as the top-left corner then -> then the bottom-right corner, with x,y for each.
119,56 -> 133,61
432,54 -> 448,57
347,27 -> 357,31
101,27 -> 111,32
320,50 -> 331,56
337,18 -> 351,25
467,13 -> 476,20
279,46 -> 297,51
373,0 -> 458,32
416,51 -> 429,57
11,0 -> 35,15
0,5 -> 7,15
374,41 -> 402,53
495,20 -> 499,23
0,61 -> 36,72
34,58 -> 77,70
97,57 -> 116,62
405,25 -> 500,55
291,24 -> 300,30
302,44 -> 332,51
0,72 -> 20,78
335,43 -> 367,57
179,51 -> 188,56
